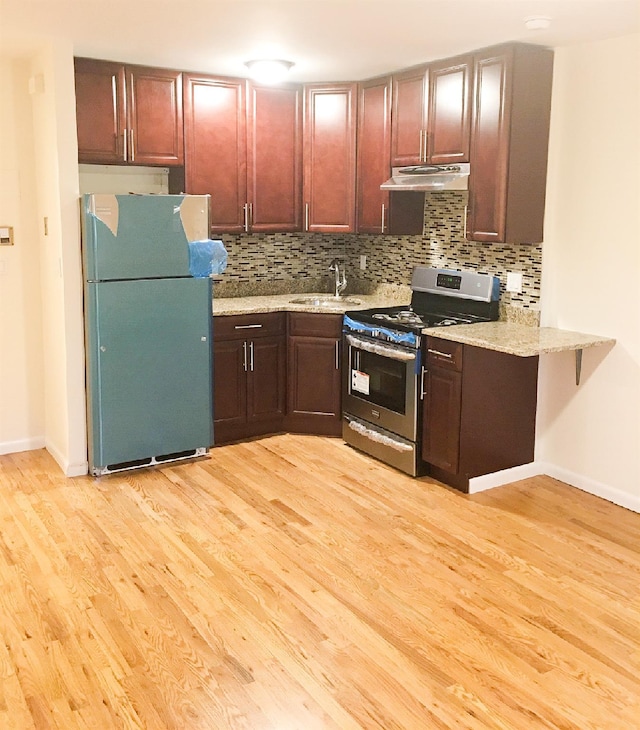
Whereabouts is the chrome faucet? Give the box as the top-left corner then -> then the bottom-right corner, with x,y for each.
329,258 -> 347,298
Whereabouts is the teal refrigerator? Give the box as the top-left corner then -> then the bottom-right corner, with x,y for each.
81,194 -> 214,475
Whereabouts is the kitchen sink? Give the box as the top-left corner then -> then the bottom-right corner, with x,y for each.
288,296 -> 362,308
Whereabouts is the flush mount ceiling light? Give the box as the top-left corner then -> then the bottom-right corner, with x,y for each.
524,15 -> 552,31
244,59 -> 295,85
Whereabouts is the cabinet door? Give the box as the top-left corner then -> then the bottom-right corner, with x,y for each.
303,84 -> 357,233
127,66 -> 183,166
74,58 -> 126,164
184,75 -> 247,233
390,66 -> 428,166
213,339 -> 248,441
356,76 -> 391,234
427,55 -> 472,165
288,336 -> 341,428
248,83 -> 302,232
467,51 -> 510,243
247,336 -> 286,425
422,367 -> 462,473
467,44 -> 553,244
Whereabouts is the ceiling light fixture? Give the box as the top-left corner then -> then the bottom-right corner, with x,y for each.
524,15 -> 552,31
244,59 -> 295,85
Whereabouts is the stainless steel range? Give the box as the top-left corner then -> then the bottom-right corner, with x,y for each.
342,267 -> 500,475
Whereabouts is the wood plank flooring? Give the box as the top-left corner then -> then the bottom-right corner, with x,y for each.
0,433 -> 638,729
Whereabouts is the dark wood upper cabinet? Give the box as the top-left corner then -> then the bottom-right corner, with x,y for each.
247,83 -> 303,232
467,43 -> 554,244
183,74 -> 247,233
390,66 -> 428,166
74,59 -> 126,164
356,76 -> 392,234
74,58 -> 183,166
303,83 -> 357,233
427,54 -> 473,164
390,56 -> 472,168
127,67 -> 183,166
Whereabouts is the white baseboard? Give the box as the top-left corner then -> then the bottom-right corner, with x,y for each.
538,461 -> 640,514
0,436 -> 46,456
469,460 -> 640,513
46,440 -> 89,477
468,462 -> 541,493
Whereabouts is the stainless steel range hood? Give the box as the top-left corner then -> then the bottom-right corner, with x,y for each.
380,163 -> 470,191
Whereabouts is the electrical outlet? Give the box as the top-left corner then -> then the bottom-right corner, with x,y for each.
506,271 -> 523,293
359,255 -> 367,270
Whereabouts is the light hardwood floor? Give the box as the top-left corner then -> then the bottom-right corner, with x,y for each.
0,434 -> 638,729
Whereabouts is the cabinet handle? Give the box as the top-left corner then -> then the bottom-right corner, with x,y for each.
129,129 -> 135,162
249,341 -> 254,372
420,365 -> 426,400
305,203 -> 309,232
123,129 -> 128,162
249,202 -> 253,229
335,340 -> 340,370
242,341 -> 248,372
420,129 -> 427,162
234,323 -> 263,330
427,348 -> 454,359
243,203 -> 249,232
381,203 -> 386,233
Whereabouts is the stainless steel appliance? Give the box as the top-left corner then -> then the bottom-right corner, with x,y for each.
342,266 -> 500,475
380,163 -> 470,191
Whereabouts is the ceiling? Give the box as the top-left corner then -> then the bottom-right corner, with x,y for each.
1,0 -> 638,81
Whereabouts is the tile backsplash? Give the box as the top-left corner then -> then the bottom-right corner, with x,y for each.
213,192 -> 542,313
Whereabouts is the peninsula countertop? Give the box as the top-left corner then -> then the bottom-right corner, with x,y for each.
423,321 -> 616,357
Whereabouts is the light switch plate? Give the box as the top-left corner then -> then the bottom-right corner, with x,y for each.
0,226 -> 14,245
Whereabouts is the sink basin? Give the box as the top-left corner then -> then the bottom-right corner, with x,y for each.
288,296 -> 362,308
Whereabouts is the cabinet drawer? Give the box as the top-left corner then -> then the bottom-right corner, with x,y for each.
288,312 -> 343,338
426,337 -> 463,371
214,312 -> 285,341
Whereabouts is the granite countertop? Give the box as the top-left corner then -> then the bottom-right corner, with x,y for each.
212,292 -> 408,316
212,291 -> 615,358
423,321 -> 616,357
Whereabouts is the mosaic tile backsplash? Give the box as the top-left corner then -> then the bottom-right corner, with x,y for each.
213,192 -> 542,312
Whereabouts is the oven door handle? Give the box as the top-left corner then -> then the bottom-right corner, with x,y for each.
345,334 -> 416,362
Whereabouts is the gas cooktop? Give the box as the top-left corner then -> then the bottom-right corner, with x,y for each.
343,267 -> 501,346
347,305 -> 484,332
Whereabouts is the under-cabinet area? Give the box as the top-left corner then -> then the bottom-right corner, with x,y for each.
74,40 -> 553,243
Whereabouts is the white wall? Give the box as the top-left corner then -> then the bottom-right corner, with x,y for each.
28,42 -> 87,475
538,34 -> 640,511
0,58 -> 45,455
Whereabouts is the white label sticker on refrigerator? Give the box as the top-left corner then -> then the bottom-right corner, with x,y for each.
351,370 -> 370,395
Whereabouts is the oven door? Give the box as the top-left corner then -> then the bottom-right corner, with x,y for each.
342,333 -> 419,441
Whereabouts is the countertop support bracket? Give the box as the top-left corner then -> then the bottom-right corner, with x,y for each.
575,348 -> 583,386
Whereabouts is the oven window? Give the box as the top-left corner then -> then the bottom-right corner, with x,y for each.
350,349 -> 408,414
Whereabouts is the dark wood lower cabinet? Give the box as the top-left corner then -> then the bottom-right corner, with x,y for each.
213,313 -> 286,444
285,313 -> 342,436
422,336 -> 538,492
